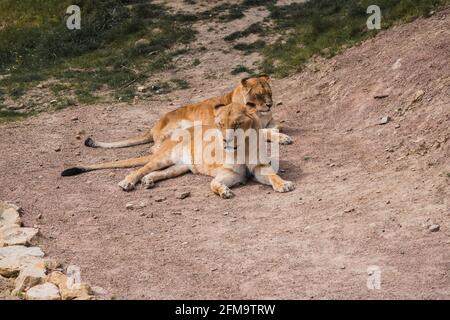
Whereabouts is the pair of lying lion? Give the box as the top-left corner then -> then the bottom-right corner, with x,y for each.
61,75 -> 295,198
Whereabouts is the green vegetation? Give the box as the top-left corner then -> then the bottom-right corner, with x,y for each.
0,0 -> 197,119
230,65 -> 253,75
224,23 -> 265,42
1,0 -> 449,123
234,40 -> 266,55
260,0 -> 450,76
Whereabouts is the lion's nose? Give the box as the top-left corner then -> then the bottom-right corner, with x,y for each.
266,103 -> 273,109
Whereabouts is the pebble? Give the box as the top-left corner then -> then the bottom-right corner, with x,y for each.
176,192 -> 191,199
428,224 -> 440,232
378,116 -> 391,125
155,197 -> 166,203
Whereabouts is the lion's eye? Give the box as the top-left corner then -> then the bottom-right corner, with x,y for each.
246,102 -> 256,108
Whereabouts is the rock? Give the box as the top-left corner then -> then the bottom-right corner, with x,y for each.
176,192 -> 191,199
378,116 -> 391,125
137,86 -> 146,92
0,225 -> 39,247
0,245 -> 44,259
91,286 -> 108,296
25,283 -> 60,300
374,94 -> 389,99
1,275 -> 13,296
429,224 -> 440,232
50,100 -> 57,105
71,116 -> 79,121
48,271 -> 93,300
125,203 -> 134,210
0,202 -> 21,227
0,246 -> 45,277
54,146 -> 61,152
155,196 -> 166,203
13,264 -> 47,294
134,38 -> 150,48
413,90 -> 425,102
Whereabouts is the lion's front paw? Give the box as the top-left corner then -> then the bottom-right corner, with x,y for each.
219,187 -> 234,199
118,179 -> 135,191
279,134 -> 293,145
141,176 -> 155,189
273,180 -> 296,193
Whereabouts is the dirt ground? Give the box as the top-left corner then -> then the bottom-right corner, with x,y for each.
0,5 -> 449,299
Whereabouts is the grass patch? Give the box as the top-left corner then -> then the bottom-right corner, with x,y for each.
230,65 -> 253,75
260,0 -> 450,76
0,0 -> 197,117
234,40 -> 266,55
0,109 -> 28,123
225,23 -> 265,41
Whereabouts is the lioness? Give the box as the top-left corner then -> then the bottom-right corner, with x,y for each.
84,75 -> 292,151
62,102 -> 295,198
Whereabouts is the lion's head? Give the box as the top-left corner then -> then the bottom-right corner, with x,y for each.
240,74 -> 273,114
213,102 -> 260,151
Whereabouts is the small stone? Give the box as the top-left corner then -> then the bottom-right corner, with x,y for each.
25,282 -> 60,300
155,197 -> 166,203
0,225 -> 39,247
134,38 -> 150,48
50,100 -> 57,105
71,116 -> 79,121
378,116 -> 391,125
428,224 -> 440,232
137,86 -> 146,92
36,214 -> 42,220
172,212 -> 182,216
276,102 -> 283,106
344,208 -> 355,213
223,212 -> 229,216
176,192 -> 191,199
54,146 -> 61,152
125,203 -> 134,210
374,94 -> 389,99
413,90 -> 425,102
91,286 -> 108,296
75,135 -> 81,140
182,242 -> 188,245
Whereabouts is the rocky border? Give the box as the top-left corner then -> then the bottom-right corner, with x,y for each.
0,201 -> 107,300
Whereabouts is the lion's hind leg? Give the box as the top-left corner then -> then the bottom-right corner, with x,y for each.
142,165 -> 190,189
118,141 -> 178,191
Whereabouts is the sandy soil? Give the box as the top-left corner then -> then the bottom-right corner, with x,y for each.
0,5 -> 449,299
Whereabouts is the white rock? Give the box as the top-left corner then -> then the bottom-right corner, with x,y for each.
0,202 -> 21,227
13,265 -> 47,294
0,225 -> 39,247
0,245 -> 44,259
0,246 -> 45,277
25,283 -> 60,300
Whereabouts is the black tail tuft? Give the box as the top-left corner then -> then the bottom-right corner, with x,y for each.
84,137 -> 97,148
61,167 -> 86,177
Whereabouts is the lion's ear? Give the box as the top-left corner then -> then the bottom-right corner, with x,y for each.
241,77 -> 250,88
214,103 -> 226,115
259,74 -> 271,82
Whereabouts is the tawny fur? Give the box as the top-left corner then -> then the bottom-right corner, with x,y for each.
62,102 -> 295,198
84,75 -> 292,150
